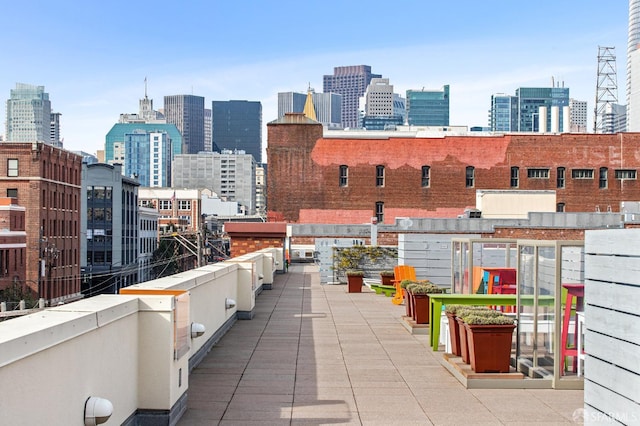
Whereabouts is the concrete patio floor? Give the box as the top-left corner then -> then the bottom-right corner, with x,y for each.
179,264 -> 584,425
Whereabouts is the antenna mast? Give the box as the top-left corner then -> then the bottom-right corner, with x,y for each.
594,46 -> 618,133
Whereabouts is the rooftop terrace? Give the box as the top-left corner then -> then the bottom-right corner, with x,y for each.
179,264 -> 584,425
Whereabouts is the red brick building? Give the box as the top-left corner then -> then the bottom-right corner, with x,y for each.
225,222 -> 286,258
0,142 -> 83,304
0,198 -> 26,293
267,114 -> 640,224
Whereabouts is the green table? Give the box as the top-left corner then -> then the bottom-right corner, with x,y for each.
428,294 -> 555,351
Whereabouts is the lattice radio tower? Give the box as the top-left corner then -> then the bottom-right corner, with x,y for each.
594,46 -> 618,133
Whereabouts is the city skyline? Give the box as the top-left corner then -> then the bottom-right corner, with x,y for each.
0,1 -> 629,158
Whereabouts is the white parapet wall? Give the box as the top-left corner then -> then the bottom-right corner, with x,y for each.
584,229 -> 640,424
0,248 -> 279,425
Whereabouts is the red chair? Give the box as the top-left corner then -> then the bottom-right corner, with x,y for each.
487,268 -> 517,312
561,283 -> 585,374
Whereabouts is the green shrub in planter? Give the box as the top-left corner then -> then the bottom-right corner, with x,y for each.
445,304 -> 464,315
462,313 -> 515,325
380,270 -> 395,277
346,270 -> 365,277
411,283 -> 445,295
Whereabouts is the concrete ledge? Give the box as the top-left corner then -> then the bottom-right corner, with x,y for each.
189,315 -> 236,372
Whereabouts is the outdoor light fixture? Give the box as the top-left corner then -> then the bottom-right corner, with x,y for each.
84,396 -> 113,426
191,322 -> 206,338
225,298 -> 236,309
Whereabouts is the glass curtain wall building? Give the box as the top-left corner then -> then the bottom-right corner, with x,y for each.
124,130 -> 172,187
406,85 -> 450,126
490,94 -> 519,131
105,123 -> 181,185
164,95 -> 205,154
212,100 -> 262,163
516,87 -> 569,132
5,83 -> 52,143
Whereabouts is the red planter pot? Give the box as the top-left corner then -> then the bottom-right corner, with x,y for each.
381,275 -> 394,286
347,275 -> 363,293
403,289 -> 412,317
456,317 -> 470,364
464,322 -> 516,373
446,312 -> 461,356
412,294 -> 431,324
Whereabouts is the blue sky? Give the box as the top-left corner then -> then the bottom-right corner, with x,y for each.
0,1 -> 630,158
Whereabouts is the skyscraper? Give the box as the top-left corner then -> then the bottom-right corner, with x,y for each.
278,90 -> 342,128
515,87 -> 569,132
164,95 -> 205,154
603,103 -> 627,133
5,83 -> 52,143
361,78 -> 405,130
212,100 -> 262,163
406,85 -> 450,126
105,122 -> 182,186
628,0 -> 640,131
323,65 -> 381,129
50,112 -> 63,147
489,94 -> 518,132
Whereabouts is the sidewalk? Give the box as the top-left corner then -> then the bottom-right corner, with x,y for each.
179,264 -> 584,425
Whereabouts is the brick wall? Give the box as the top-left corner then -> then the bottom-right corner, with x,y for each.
229,237 -> 284,258
267,126 -> 640,224
0,143 -> 82,303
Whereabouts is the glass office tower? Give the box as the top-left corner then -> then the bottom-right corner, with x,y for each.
406,85 -> 450,126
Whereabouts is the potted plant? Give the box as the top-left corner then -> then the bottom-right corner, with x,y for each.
461,312 -> 516,373
346,270 -> 364,293
400,280 -> 415,317
380,270 -> 395,286
410,282 -> 445,324
444,304 -> 464,356
454,307 -> 496,363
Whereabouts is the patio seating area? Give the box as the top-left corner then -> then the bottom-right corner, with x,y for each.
179,263 -> 584,425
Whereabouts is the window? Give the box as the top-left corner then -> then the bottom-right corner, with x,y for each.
339,165 -> 348,187
376,165 -> 385,187
572,169 -> 594,179
466,166 -> 475,188
615,169 -> 637,180
178,200 -> 191,210
6,188 -> 17,198
510,167 -> 519,187
556,203 -> 565,212
527,168 -> 549,179
7,159 -> 18,177
375,201 -> 384,223
557,167 -> 565,188
599,167 -> 608,189
159,200 -> 171,210
421,166 -> 430,187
